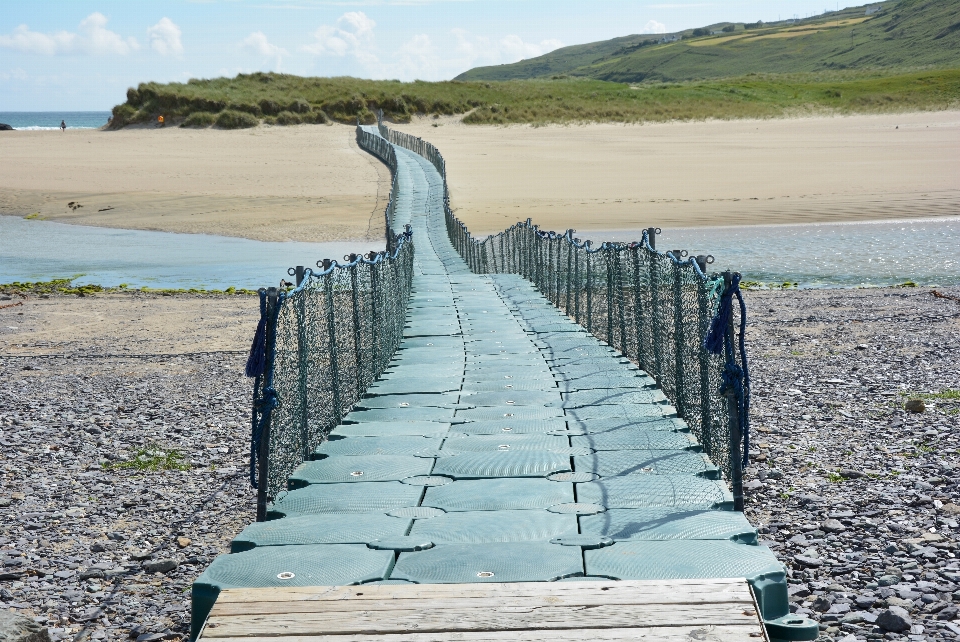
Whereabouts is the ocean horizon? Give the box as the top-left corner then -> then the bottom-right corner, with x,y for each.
0,111 -> 111,131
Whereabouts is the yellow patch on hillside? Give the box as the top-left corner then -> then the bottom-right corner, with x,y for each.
688,15 -> 873,46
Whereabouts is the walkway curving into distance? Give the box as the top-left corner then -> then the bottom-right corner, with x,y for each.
191,128 -> 814,642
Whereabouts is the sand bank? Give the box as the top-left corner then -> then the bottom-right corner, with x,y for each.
396,111 -> 960,236
1,112 -> 958,242
0,124 -> 385,243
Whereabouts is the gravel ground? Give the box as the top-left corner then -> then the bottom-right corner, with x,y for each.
743,286 -> 960,642
1,286 -> 959,642
1,293 -> 255,642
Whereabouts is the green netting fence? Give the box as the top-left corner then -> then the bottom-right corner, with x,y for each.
246,125 -> 414,519
372,113 -> 750,507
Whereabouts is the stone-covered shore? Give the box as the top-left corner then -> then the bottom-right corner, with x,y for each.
1,286 -> 959,642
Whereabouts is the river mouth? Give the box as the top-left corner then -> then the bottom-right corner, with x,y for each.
1,216 -> 386,290
4,215 -> 959,290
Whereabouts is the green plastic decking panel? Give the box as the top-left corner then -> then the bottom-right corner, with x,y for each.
573,450 -> 719,479
315,436 -> 445,457
289,455 -> 435,487
565,417 -> 689,433
328,421 -> 450,438
576,476 -> 733,510
455,407 -> 565,421
461,391 -> 561,407
391,542 -> 584,584
230,514 -> 413,552
440,434 -> 569,452
584,540 -> 782,581
356,393 -> 460,409
571,430 -> 698,451
579,508 -> 757,543
343,407 -> 456,423
422,478 -> 574,511
447,419 -> 568,434
431,450 -> 571,479
267,482 -> 422,517
409,510 -> 579,544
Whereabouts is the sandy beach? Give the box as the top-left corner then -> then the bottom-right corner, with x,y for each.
0,125 -> 385,243
397,111 -> 960,236
1,111 -> 958,243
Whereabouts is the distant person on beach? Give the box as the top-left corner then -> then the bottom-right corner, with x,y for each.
60,120 -> 66,132
157,115 -> 164,128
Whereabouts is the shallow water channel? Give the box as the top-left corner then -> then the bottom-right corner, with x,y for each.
0,216 -> 385,290
2,215 -> 959,290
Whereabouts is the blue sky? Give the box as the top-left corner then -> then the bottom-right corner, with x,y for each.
2,1 -> 862,110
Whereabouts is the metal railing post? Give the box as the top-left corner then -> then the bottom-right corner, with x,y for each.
671,251 -> 687,419
724,271 -> 744,512
256,286 -> 279,523
324,269 -> 342,421
350,258 -> 363,397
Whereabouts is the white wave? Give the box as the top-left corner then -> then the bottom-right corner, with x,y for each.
11,126 -> 101,131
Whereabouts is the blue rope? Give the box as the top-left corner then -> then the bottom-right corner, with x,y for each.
704,273 -> 751,468
245,291 -> 268,378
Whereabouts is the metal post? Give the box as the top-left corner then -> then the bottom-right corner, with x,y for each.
696,273 -> 713,460
324,267 -> 342,422
648,250 -> 664,385
632,246 -> 645,369
724,271 -> 744,512
295,266 -> 305,287
573,244 -> 581,325
370,257 -> 380,372
606,250 -> 614,345
586,249 -> 593,334
350,259 -> 363,397
671,251 -> 687,419
615,249 -> 627,355
256,286 -> 279,523
565,232 -> 574,315
647,227 -> 657,251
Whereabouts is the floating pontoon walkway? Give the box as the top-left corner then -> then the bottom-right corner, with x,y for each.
192,130 -> 816,642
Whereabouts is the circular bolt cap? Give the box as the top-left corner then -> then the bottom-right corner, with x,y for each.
276,572 -> 295,580
477,571 -> 495,578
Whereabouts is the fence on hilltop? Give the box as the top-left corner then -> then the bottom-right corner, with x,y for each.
246,115 -> 751,518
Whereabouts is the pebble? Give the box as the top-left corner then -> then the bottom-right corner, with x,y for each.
744,287 -> 960,642
0,343 -> 253,640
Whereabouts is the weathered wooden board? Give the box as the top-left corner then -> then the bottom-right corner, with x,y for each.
198,579 -> 767,641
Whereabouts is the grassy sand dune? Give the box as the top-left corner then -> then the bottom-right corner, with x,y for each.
110,68 -> 960,129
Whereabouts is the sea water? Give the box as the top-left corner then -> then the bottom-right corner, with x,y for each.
0,111 -> 111,131
2,215 -> 959,290
0,216 -> 386,290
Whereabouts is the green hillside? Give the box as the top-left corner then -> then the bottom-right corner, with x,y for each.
456,0 -> 960,82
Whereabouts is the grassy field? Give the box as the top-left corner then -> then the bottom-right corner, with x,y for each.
110,67 -> 960,128
457,0 -> 960,83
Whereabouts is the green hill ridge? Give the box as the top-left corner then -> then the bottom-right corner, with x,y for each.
456,0 -> 960,82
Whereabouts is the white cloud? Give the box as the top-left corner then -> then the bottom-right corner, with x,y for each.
0,12 -> 138,56
302,11 -> 378,65
242,31 -> 288,69
147,18 -> 183,56
498,34 -> 562,61
641,20 -> 668,34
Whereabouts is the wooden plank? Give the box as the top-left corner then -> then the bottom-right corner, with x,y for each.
202,603 -> 761,638
213,578 -> 751,604
203,624 -> 764,641
210,591 -> 754,617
